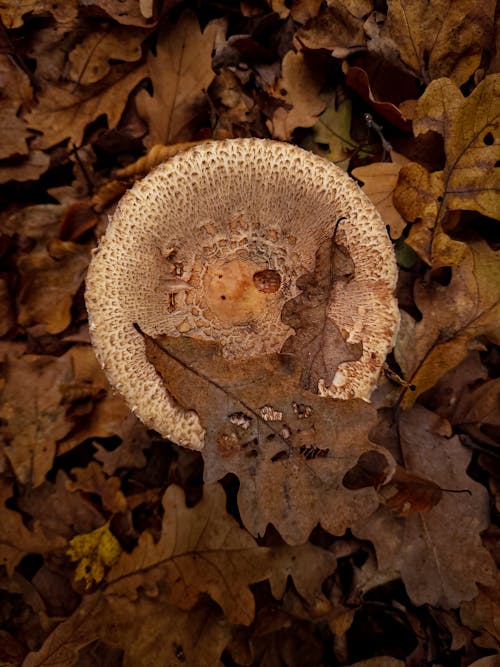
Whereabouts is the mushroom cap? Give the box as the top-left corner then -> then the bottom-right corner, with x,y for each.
85,139 -> 399,450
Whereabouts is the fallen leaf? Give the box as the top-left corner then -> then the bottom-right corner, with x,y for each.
114,139 -> 214,178
68,26 -> 146,85
66,462 -> 127,514
79,0 -> 157,27
394,75 -> 500,267
352,152 -> 411,239
353,405 -> 495,608
268,0 -> 322,24
23,64 -> 147,150
67,522 -> 122,589
344,64 -> 413,131
136,12 -> 226,145
395,240 -> 500,408
17,471 -> 105,540
461,573 -> 500,648
266,51 -> 326,140
365,0 -> 496,85
0,0 -> 77,29
106,482 -> 266,623
102,595 -> 231,667
0,352 -> 73,486
0,150 -> 50,184
311,96 -> 356,170
0,55 -> 33,158
17,239 -> 90,334
145,335 -> 394,545
296,1 -> 369,58
281,236 -> 362,391
0,479 -> 65,575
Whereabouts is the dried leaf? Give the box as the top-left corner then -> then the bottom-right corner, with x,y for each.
394,75 -> 500,267
66,462 -> 127,514
68,27 -> 146,85
23,64 -> 147,150
353,406 -> 495,608
266,51 -> 326,140
281,236 -> 362,391
352,152 -> 411,239
67,522 -> 121,589
0,0 -> 77,29
395,240 -> 500,408
296,1 -> 369,58
0,353 -> 73,486
461,573 -> 500,648
79,0 -> 157,27
17,240 -> 90,334
366,0 -> 496,85
136,12 -> 225,145
145,335 -> 394,545
114,140 -> 214,178
311,97 -> 355,170
0,479 -> 65,575
0,150 -> 50,184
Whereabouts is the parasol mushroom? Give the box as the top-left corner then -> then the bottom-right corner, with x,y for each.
85,139 -> 399,450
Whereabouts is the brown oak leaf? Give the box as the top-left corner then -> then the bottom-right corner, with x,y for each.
394,75 -> 500,267
353,406 -> 495,608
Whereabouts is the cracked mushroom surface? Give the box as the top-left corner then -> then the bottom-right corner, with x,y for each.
85,139 -> 399,450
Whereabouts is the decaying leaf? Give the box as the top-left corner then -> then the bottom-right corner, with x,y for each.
365,0 -> 496,85
394,75 -> 500,266
0,352 -> 73,486
0,479 -> 66,575
136,12 -> 226,145
266,51 -> 326,140
461,573 -> 500,649
67,522 -> 122,589
17,239 -> 90,334
68,27 -> 146,86
353,406 -> 495,608
23,64 -> 147,150
352,152 -> 411,239
145,335 -> 394,545
395,240 -> 500,408
311,96 -> 356,170
66,462 -> 127,514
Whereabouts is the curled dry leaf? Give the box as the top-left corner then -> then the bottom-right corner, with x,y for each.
17,240 -> 90,334
365,0 -> 496,85
353,406 -> 495,608
266,51 -> 326,140
79,0 -> 157,27
0,479 -> 66,576
114,140 -> 214,178
145,334 -> 394,545
395,239 -> 500,408
352,152 -> 411,240
0,0 -> 77,29
460,573 -> 500,649
394,75 -> 500,267
66,462 -> 127,514
136,12 -> 226,146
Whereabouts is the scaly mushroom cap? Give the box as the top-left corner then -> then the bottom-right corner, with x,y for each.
85,139 -> 399,450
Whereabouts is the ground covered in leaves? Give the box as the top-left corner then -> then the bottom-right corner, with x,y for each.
0,1 -> 499,666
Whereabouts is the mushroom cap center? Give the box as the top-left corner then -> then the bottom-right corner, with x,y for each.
203,258 -> 280,325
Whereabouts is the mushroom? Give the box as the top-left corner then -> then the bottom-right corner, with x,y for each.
85,139 -> 399,450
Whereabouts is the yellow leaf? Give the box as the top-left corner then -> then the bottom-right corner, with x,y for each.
67,522 -> 121,589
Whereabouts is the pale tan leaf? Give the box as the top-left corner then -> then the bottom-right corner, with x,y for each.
136,12 -> 226,145
266,51 -> 326,140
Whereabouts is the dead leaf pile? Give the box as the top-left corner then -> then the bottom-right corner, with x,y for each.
0,1 -> 499,665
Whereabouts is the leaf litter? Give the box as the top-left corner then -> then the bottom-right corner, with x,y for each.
0,1 -> 499,664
